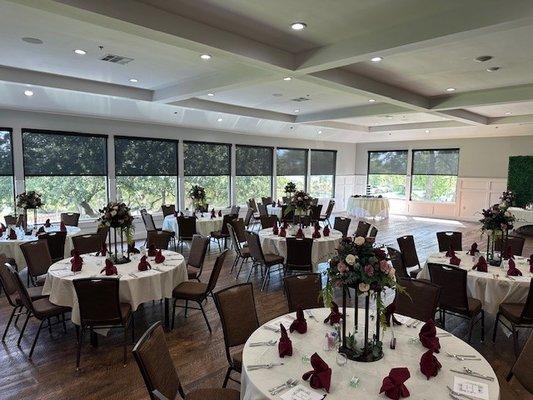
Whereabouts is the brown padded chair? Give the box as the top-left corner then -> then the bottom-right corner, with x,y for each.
176,216 -> 197,252
428,263 -> 484,342
436,231 -> 463,252
387,247 -> 410,280
141,210 -> 161,232
210,214 -> 236,252
4,215 -> 17,226
257,203 -> 268,217
397,235 -> 423,278
283,273 -> 323,312
186,235 -> 209,281
227,224 -> 251,279
261,197 -> 273,205
259,215 -> 278,230
244,231 -> 284,291
309,205 -> 323,223
506,332 -> 533,394
20,240 -> 53,286
333,217 -> 351,238
73,277 -> 134,369
368,226 -> 378,239
38,231 -> 67,263
318,200 -> 335,227
493,279 -> 533,357
354,221 -> 371,237
285,238 -> 313,273
394,277 -> 441,323
133,321 -> 240,400
495,235 -> 526,256
161,204 -> 176,218
171,250 -> 228,332
147,230 -> 173,250
214,283 -> 260,388
229,218 -> 247,244
60,212 -> 80,227
72,233 -> 103,255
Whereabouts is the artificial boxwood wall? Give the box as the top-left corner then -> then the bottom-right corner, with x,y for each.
508,156 -> 533,208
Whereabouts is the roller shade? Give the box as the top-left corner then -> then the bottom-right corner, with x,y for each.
236,145 -> 273,176
368,151 -> 408,175
311,150 -> 336,175
184,141 -> 230,176
0,130 -> 13,176
115,136 -> 178,176
412,149 -> 459,175
276,148 -> 307,176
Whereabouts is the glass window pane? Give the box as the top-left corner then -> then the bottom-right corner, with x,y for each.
115,137 -> 177,176
411,175 -> 458,202
184,176 -> 230,209
368,174 -> 406,199
236,146 -> 272,176
276,176 -> 306,198
412,149 -> 459,175
235,176 -> 271,206
0,130 -> 13,176
309,175 -> 334,198
310,150 -> 336,175
0,176 -> 14,219
184,142 -> 230,176
276,148 -> 307,176
368,151 -> 408,175
116,176 -> 177,214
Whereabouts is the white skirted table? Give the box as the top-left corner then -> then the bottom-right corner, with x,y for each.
508,207 -> 533,235
346,197 -> 389,219
0,225 -> 81,270
266,205 -> 282,219
258,227 -> 343,270
242,308 -> 499,400
162,214 -> 223,237
42,250 -> 187,328
418,251 -> 531,314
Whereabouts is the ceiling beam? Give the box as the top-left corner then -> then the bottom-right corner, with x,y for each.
296,103 -> 411,123
303,120 -> 368,132
369,120 -> 468,133
434,109 -> 488,125
489,113 -> 533,125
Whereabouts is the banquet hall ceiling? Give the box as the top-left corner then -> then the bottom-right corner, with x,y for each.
1,0 -> 533,143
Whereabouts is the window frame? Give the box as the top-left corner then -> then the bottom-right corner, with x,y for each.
310,149 -> 337,198
236,144 -> 274,200
276,146 -> 309,191
0,127 -> 15,214
366,150 -> 408,199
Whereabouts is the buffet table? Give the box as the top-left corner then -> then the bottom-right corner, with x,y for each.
346,197 -> 389,219
508,206 -> 533,235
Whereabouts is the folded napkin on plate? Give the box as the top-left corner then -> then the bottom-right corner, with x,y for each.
128,243 -> 140,254
445,245 -> 455,258
60,221 -> 67,232
37,226 -> 46,235
295,228 -> 305,239
472,256 -> 488,272
218,210 -> 222,217
302,353 -> 332,393
8,228 -> 17,240
155,249 -> 166,264
324,301 -> 343,325
138,255 -> 151,271
507,259 -> 522,276
101,259 -> 117,276
147,244 -> 157,257
467,242 -> 479,255
323,225 -> 330,237
529,254 -> 533,273
70,250 -> 83,272
279,226 -> 287,237
97,243 -> 107,257
449,254 -> 461,266
278,324 -> 293,358
312,226 -> 321,239
289,307 -> 307,334
503,245 -> 515,260
44,219 -> 51,228
272,221 -> 279,235
419,350 -> 441,379
384,303 -> 402,327
419,319 -> 440,353
379,367 -> 411,399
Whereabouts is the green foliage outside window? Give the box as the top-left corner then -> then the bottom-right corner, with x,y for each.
368,174 -> 406,198
117,176 -> 177,214
411,175 -> 457,202
184,176 -> 230,209
235,176 -> 271,206
309,175 -> 334,198
0,177 -> 14,219
276,176 -> 305,199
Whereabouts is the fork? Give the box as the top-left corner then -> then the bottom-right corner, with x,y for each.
263,325 -> 280,333
249,340 -> 277,347
247,362 -> 284,371
447,386 -> 475,400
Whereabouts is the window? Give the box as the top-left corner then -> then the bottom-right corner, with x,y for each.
115,136 -> 178,214
411,149 -> 459,202
310,150 -> 336,198
23,130 -> 108,222
183,141 -> 231,208
367,151 -> 408,198
0,129 -> 14,219
276,148 -> 307,197
235,145 -> 272,206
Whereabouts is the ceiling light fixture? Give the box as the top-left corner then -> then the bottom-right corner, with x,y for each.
207,93 -> 214,97
505,112 -> 512,115
129,78 -> 139,83
24,90 -> 34,97
368,99 -> 376,103
283,77 -> 292,81
475,55 -> 493,63
425,129 -> 430,133
200,54 -> 212,60
445,87 -> 456,92
74,49 -> 87,55
290,22 -> 307,31
318,130 -> 322,134
371,56 -> 383,62
294,109 -> 300,113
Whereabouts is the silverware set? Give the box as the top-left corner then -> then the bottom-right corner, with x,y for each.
449,367 -> 495,381
305,310 -> 318,321
445,351 -> 481,361
263,325 -> 280,333
246,362 -> 284,371
406,319 -> 421,328
249,339 -> 277,347
447,385 -> 475,400
268,378 -> 298,395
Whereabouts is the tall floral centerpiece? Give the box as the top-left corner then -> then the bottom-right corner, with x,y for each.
324,236 -> 399,362
188,185 -> 207,212
480,190 -> 515,265
16,191 -> 43,230
98,202 -> 135,264
284,181 -> 296,195
286,190 -> 312,225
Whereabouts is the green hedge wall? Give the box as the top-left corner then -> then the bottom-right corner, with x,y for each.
508,156 -> 533,208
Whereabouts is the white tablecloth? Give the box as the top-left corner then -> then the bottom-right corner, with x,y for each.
508,207 -> 533,229
258,228 -> 342,269
0,225 -> 81,270
266,205 -> 282,219
242,308 -> 499,400
346,197 -> 389,219
162,215 -> 223,237
418,251 -> 532,314
42,250 -> 187,325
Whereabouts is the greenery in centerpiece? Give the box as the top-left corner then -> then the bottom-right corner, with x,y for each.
98,202 -> 135,262
16,191 -> 43,209
284,181 -> 296,194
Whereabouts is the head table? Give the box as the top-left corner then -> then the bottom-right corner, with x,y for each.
162,214 -> 223,237
242,308 -> 499,400
0,225 -> 81,270
418,251 -> 531,314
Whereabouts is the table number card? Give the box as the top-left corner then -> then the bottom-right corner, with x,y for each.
280,385 -> 325,400
453,376 -> 489,400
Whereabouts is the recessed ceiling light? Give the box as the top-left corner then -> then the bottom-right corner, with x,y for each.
207,93 -> 214,97
445,87 -> 456,92
368,99 -> 376,103
283,77 -> 292,81
22,37 -> 43,44
386,115 -> 393,119
371,56 -> 383,62
24,90 -> 34,97
294,109 -> 300,113
425,129 -> 430,133
217,118 -> 223,122
129,78 -> 139,83
290,22 -> 307,31
318,130 -> 322,134
486,66 -> 500,72
74,49 -> 87,55
200,54 -> 212,60
505,112 -> 512,115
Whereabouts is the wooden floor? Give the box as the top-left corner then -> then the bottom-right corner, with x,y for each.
1,214 -> 532,400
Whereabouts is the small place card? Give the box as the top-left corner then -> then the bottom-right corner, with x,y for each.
280,385 -> 325,400
453,376 -> 489,400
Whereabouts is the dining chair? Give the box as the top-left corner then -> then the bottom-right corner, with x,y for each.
354,221 -> 371,237
493,278 -> 533,357
229,218 -> 247,244
171,250 -> 228,332
309,204 -> 323,223
283,273 -> 323,312
20,240 -> 53,286
428,263 -> 484,342
280,205 -> 294,223
214,283 -> 260,388
185,235 -> 209,281
141,210 -> 160,232
386,247 -> 410,279
396,235 -> 423,278
146,230 -> 173,250
210,214 -> 237,252
230,205 -> 240,215
394,277 -> 441,322
285,237 -> 313,274
73,277 -> 135,370
244,207 -> 257,231
261,196 -> 273,205
244,231 -> 284,291
318,200 -> 335,227
259,215 -> 278,230
506,332 -> 533,394
160,204 -> 176,218
495,235 -> 526,256
227,224 -> 251,279
4,215 -> 16,226
72,233 -> 102,255
368,226 -> 378,239
247,198 -> 258,213
257,203 -> 268,217
60,212 -> 80,227
311,198 -> 319,206
96,225 -> 110,245
436,231 -> 463,252
176,216 -> 197,252
282,196 -> 291,205
133,321 -> 240,400
38,231 -> 67,263
333,217 -> 351,238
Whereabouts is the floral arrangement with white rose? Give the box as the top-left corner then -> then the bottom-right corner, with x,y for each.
287,189 -> 312,215
479,190 -> 516,234
98,202 -> 134,229
188,185 -> 207,210
16,191 -> 43,209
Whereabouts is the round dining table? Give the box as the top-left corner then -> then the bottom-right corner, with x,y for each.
418,251 -> 531,314
162,214 -> 223,237
242,308 -> 500,400
346,196 -> 390,219
258,227 -> 343,270
42,250 -> 187,328
0,225 -> 81,270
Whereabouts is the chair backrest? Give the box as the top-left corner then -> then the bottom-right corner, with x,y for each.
436,231 -> 463,252
132,322 -> 184,400
354,221 -> 371,237
324,200 -> 335,217
4,215 -> 16,226
333,217 -> 351,238
244,208 -> 254,226
309,205 -> 323,221
280,205 -> 294,222
368,226 -> 378,238
60,212 -> 80,227
258,203 -> 268,217
247,198 -> 258,212
394,277 -> 441,322
0,254 -> 18,307
387,247 -> 409,279
177,216 -> 197,239
214,283 -> 260,349
141,211 -> 157,231
230,218 -> 247,243
38,231 -> 67,261
96,225 -> 110,245
285,238 -> 313,271
220,214 -> 237,235
161,205 -> 176,218
397,235 -> 420,269
73,278 -> 124,326
244,231 -> 265,264
520,279 -> 533,322
283,273 -> 323,312
7,266 -> 36,313
205,250 -> 228,295
146,230 -> 173,249
260,215 -> 277,230
495,235 -> 526,256
227,224 -> 244,257
20,240 -> 53,278
230,205 -> 240,215
427,263 -> 469,311
187,235 -> 209,269
72,234 -> 103,255
311,198 -> 319,206
511,332 -> 533,394
261,197 -> 273,205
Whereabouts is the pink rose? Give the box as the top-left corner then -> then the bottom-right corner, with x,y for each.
364,264 -> 374,276
379,260 -> 391,273
337,262 -> 348,274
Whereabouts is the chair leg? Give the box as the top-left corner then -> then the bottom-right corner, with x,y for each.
512,324 -> 519,358
76,327 -> 85,371
29,319 -> 45,358
2,306 -> 17,342
61,313 -> 67,333
467,317 -> 474,343
131,315 -> 135,344
17,313 -> 31,347
47,318 -> 52,335
230,255 -> 239,274
123,324 -> 128,366
171,299 -> 177,330
246,262 -> 255,283
198,301 -> 211,333
184,300 -> 189,318
223,366 -> 233,388
236,258 -> 246,280
492,313 -> 500,342
14,305 -> 23,325
480,310 -> 485,342
506,371 -> 514,382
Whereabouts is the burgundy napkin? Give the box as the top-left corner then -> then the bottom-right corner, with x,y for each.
384,303 -> 402,327
279,226 -> 287,237
138,255 -> 151,271
0,224 -> 4,235
507,259 -> 522,276
155,249 -> 166,264
272,222 -> 279,235
278,324 -> 293,358
295,228 -> 305,239
289,307 -> 307,334
277,200 -> 282,207
419,319 -> 440,353
449,254 -> 461,266
101,259 -> 117,276
44,219 -> 51,228
323,225 -> 330,237
218,210 -> 222,217
70,250 -> 83,272
312,226 -> 321,239
147,244 -> 157,257
211,210 -> 216,219
529,254 -> 533,273
503,245 -> 515,260
37,226 -> 46,235
192,211 -> 197,219
472,256 -> 488,272
8,228 -> 17,240
324,301 -> 343,325
128,243 -> 140,254
467,242 -> 479,255
419,350 -> 442,380
379,367 -> 411,399
302,353 -> 332,393
174,211 -> 178,218
97,243 -> 107,257
60,221 -> 67,232
445,245 -> 455,258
